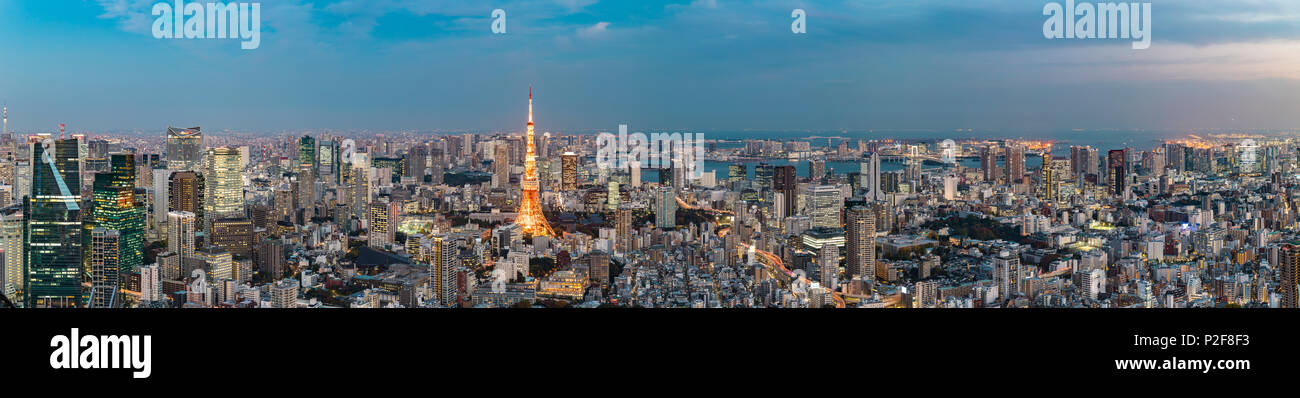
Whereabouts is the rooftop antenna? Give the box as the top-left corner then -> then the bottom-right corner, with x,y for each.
59,123 -> 66,139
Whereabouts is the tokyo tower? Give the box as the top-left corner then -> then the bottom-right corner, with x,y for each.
514,86 -> 557,237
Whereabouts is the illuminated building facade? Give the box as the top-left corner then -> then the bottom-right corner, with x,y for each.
561,152 -> 578,191
298,135 -> 317,172
204,147 -> 244,220
369,198 -> 400,248
429,235 -> 457,307
24,138 -> 83,308
90,153 -> 145,273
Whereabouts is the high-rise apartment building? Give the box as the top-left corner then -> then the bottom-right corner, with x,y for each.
656,187 -> 676,229
615,208 -> 632,253
844,206 -> 875,280
494,142 -> 510,189
1004,144 -> 1025,184
0,206 -> 22,299
139,264 -> 161,304
88,228 -> 120,308
1281,245 -> 1300,309
430,236 -> 458,307
167,211 -> 197,259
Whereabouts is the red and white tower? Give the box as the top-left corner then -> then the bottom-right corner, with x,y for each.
514,86 -> 556,237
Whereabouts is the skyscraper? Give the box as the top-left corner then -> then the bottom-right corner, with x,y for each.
561,152 -> 578,190
88,153 -> 145,273
1281,245 -> 1300,309
845,206 -> 875,281
864,152 -> 885,202
429,235 -> 458,307
995,250 -> 1021,300
773,165 -> 796,220
204,147 -> 244,221
1071,145 -> 1098,181
167,211 -> 197,259
168,171 -> 204,227
819,243 -> 838,291
980,146 -> 999,184
943,174 -> 959,201
165,126 -> 202,171
728,164 -> 747,183
298,135 -> 317,172
1041,152 -> 1059,201
295,166 -> 316,222
405,144 -> 426,182
88,228 -> 120,308
318,139 -> 338,177
807,185 -> 842,229
656,187 -> 677,229
493,142 -> 510,189
809,159 -> 826,182
755,163 -> 774,192
1108,149 -> 1127,196
24,138 -> 83,308
514,88 -> 557,237
368,198 -> 400,248
0,206 -> 22,299
1004,144 -> 1025,184
615,208 -> 633,253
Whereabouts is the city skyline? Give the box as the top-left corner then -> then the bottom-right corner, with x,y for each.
3,1 -> 1300,132
3,1 -> 1294,387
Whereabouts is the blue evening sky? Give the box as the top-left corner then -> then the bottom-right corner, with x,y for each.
1,0 -> 1299,133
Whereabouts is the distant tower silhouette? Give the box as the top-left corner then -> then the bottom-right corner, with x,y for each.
866,151 -> 885,202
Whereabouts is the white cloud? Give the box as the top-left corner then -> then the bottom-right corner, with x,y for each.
576,22 -> 610,39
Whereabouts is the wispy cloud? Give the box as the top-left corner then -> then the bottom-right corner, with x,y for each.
576,21 -> 610,39
94,0 -> 156,33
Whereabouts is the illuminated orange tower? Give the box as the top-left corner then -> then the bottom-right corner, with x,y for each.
515,86 -> 557,237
